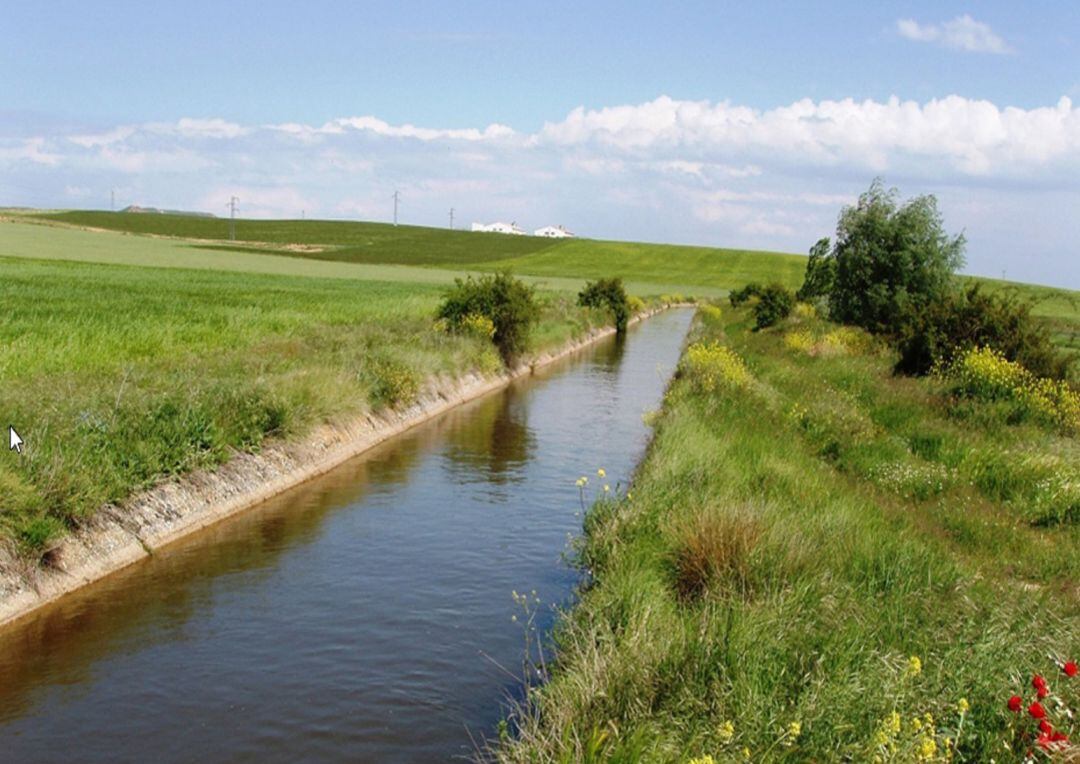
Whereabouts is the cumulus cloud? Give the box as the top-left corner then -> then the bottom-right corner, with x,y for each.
896,15 -> 1013,54
3,94 -> 1080,287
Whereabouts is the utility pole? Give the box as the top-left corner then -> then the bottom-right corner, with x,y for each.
392,190 -> 401,226
110,189 -> 115,211
449,207 -> 455,230
228,196 -> 239,241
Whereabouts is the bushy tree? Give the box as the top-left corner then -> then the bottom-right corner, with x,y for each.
578,277 -> 631,333
796,237 -> 835,301
752,283 -> 795,329
829,180 -> 965,335
727,282 -> 795,329
437,272 -> 539,364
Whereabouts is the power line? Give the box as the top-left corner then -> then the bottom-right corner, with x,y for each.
228,196 -> 239,240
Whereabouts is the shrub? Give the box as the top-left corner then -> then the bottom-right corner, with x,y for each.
944,347 -> 1079,432
729,282 -> 762,307
826,180 -> 965,336
436,271 -> 539,364
682,341 -> 752,391
364,357 -> 420,409
699,304 -> 723,325
895,284 -> 1069,379
752,283 -> 795,329
578,277 -> 631,333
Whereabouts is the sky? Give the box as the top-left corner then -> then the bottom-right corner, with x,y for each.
2,1 -> 1079,288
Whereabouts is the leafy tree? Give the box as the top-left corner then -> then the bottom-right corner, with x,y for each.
829,180 -> 965,335
796,237 -> 836,301
729,282 -> 763,307
437,272 -> 539,364
578,277 -> 631,333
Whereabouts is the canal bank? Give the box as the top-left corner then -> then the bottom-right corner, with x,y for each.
0,305 -> 683,630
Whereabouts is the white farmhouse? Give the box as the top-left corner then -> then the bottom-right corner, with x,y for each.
471,221 -> 527,235
533,225 -> 575,238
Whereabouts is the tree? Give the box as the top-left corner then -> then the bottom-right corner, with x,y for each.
796,237 -> 835,301
578,277 -> 631,333
828,180 -> 965,335
437,271 -> 539,364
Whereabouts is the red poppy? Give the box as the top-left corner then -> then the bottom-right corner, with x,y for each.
1029,701 -> 1047,719
1008,695 -> 1023,712
1065,661 -> 1078,678
1037,684 -> 1049,699
1039,720 -> 1053,735
1033,674 -> 1047,690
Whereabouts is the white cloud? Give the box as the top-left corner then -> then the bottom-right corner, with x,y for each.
896,15 -> 1013,54
4,96 -> 1080,287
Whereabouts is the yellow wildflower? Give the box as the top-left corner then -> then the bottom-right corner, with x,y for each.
718,721 -> 735,744
917,736 -> 937,761
887,711 -> 901,735
787,721 -> 802,740
741,748 -> 751,760
575,476 -> 588,487
687,756 -> 715,764
957,698 -> 970,714
906,655 -> 922,677
597,468 -> 606,478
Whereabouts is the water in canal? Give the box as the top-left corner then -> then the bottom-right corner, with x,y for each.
0,309 -> 693,762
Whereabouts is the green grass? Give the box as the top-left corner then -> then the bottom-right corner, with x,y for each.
0,252 -> 607,554
496,306 -> 1079,762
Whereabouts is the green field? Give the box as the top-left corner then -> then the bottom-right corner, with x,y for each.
25,211 -> 1080,345
499,306 -> 1079,762
0,224 -> 614,552
29,210 -> 806,296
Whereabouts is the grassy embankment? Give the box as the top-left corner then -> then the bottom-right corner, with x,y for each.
498,305 -> 1079,762
0,224 -> 616,554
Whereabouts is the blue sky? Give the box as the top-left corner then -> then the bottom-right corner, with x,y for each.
3,1 -> 1079,287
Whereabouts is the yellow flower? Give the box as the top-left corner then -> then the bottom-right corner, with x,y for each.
917,736 -> 937,761
906,655 -> 922,677
603,484 -> 610,492
887,711 -> 901,735
627,492 -> 633,500
957,698 -> 970,714
718,720 -> 735,744
741,748 -> 751,760
597,468 -> 606,478
575,476 -> 588,487
687,756 -> 715,764
787,721 -> 802,739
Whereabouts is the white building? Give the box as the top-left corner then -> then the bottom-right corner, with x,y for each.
471,221 -> 527,235
533,225 -> 575,238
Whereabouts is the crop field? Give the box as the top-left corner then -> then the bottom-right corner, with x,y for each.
0,236 -> 607,552
500,304 -> 1080,762
27,212 -> 1080,343
30,210 -> 803,296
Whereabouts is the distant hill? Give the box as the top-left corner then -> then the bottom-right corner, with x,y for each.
121,205 -> 216,218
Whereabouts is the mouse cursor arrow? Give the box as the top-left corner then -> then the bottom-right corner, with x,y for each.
9,426 -> 23,455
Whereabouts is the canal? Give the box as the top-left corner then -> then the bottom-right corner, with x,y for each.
0,309 -> 693,762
